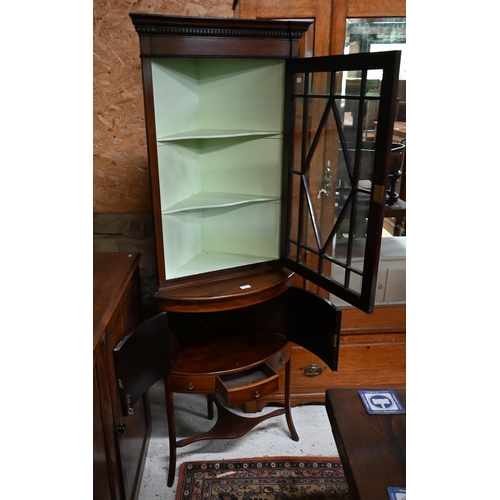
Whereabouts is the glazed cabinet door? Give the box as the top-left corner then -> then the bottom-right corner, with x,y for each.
282,50 -> 401,312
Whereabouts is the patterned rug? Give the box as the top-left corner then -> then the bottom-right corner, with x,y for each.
175,457 -> 350,499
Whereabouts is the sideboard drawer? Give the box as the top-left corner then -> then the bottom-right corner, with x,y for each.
291,338 -> 406,393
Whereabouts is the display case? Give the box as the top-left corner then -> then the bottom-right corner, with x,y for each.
130,13 -> 401,314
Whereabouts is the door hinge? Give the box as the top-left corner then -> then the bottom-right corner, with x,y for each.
373,184 -> 386,204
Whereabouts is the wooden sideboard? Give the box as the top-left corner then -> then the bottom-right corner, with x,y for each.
93,252 -> 150,500
244,304 -> 405,412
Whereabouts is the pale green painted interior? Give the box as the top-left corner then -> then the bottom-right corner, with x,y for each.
158,136 -> 282,213
152,59 -> 199,138
162,202 -> 280,279
152,58 -> 285,138
200,136 -> 282,196
158,141 -> 201,211
152,58 -> 285,279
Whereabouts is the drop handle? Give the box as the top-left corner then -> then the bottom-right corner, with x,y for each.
300,364 -> 325,377
116,424 -> 126,435
254,391 -> 260,398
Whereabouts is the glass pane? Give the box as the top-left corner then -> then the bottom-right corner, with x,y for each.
341,138 -> 376,183
330,261 -> 346,286
300,246 -> 319,273
306,107 -> 342,249
330,261 -> 362,294
338,97 -> 360,144
310,71 -> 331,95
366,77 -> 381,95
342,72 -> 361,97
294,73 -> 305,95
306,96 -> 329,153
293,98 -> 303,173
288,172 -> 301,243
363,100 -> 379,140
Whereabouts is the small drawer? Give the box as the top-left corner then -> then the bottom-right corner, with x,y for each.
266,342 -> 291,372
216,364 -> 279,406
169,374 -> 215,394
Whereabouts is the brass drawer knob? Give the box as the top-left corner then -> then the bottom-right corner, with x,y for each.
300,364 -> 324,377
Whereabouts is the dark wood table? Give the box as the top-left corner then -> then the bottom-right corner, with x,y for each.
325,388 -> 406,500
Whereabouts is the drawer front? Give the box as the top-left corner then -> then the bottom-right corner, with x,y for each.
169,374 -> 215,394
266,342 -> 292,372
216,365 -> 280,406
292,338 -> 406,394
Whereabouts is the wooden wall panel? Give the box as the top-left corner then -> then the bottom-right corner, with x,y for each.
238,0 -> 332,56
93,1 -> 234,213
347,0 -> 406,18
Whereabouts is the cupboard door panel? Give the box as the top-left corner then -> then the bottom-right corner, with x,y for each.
93,359 -> 119,500
116,396 -> 149,499
105,281 -> 148,500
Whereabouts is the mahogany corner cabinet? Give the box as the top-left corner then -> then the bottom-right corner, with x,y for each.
111,14 -> 405,492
